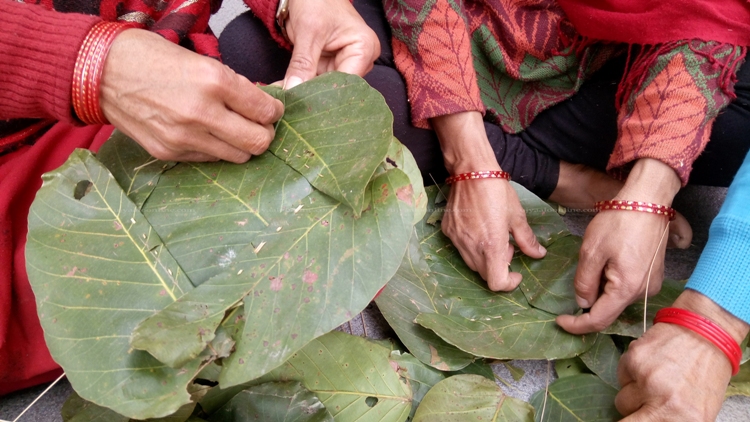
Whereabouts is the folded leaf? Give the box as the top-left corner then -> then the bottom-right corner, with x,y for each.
96,131 -> 175,207
200,331 -> 412,422
416,311 -> 594,360
265,72 -> 393,215
513,235 -> 581,315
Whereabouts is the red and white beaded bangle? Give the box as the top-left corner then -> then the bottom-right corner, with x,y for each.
72,21 -> 131,125
445,170 -> 511,184
594,199 -> 676,221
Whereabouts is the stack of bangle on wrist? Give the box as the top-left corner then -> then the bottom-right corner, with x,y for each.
595,199 -> 676,221
72,21 -> 130,125
655,307 -> 742,375
445,170 -> 511,184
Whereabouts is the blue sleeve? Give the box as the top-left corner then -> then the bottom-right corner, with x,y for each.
685,152 -> 750,324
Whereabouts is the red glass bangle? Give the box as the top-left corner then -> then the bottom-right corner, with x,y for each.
654,307 -> 742,376
72,21 -> 131,125
445,170 -> 511,184
594,199 -> 676,221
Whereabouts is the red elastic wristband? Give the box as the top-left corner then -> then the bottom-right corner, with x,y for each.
654,307 -> 742,375
595,199 -> 676,221
445,170 -> 511,184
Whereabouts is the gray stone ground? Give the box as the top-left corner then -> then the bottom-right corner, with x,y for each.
1,7 -> 750,422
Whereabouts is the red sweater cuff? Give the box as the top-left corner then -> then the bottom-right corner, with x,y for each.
0,1 -> 100,123
245,0 -> 291,50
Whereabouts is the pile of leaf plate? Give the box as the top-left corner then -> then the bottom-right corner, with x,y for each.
26,71 -> 750,421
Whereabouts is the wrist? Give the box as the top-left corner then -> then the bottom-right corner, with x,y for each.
673,290 -> 749,345
615,158 -> 681,205
431,112 -> 500,175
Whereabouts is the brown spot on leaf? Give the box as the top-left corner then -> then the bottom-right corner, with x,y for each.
66,267 -> 78,277
270,277 -> 282,291
429,345 -> 450,370
396,185 -> 413,205
303,270 -> 318,284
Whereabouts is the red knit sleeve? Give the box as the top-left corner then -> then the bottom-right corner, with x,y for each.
0,1 -> 100,123
384,0 -> 484,129
608,42 -> 745,185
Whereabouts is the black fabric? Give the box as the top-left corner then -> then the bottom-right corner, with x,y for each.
219,0 -> 750,198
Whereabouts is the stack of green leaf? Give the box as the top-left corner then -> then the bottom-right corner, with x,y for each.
26,72 -> 749,422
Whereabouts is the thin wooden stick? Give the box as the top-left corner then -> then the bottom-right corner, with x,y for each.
132,158 -> 158,172
643,223 -> 670,334
540,361 -> 551,421
12,372 -> 65,422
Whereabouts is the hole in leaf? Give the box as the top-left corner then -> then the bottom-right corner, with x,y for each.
385,157 -> 398,167
74,180 -> 93,200
365,396 -> 378,407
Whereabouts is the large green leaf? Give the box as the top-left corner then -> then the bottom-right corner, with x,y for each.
264,72 -> 393,215
579,334 -> 621,389
416,311 -> 594,360
375,232 -> 477,371
131,164 -> 414,384
411,375 -> 534,422
512,182 -> 570,247
512,235 -> 581,315
96,131 -> 176,207
603,279 -> 685,337
529,374 -> 620,421
207,382 -> 333,422
200,331 -> 412,422
26,149 -> 203,419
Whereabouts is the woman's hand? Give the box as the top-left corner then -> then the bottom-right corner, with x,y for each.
100,29 -> 284,163
557,158 -> 681,334
616,290 -> 749,420
433,112 -> 546,291
283,0 -> 380,88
